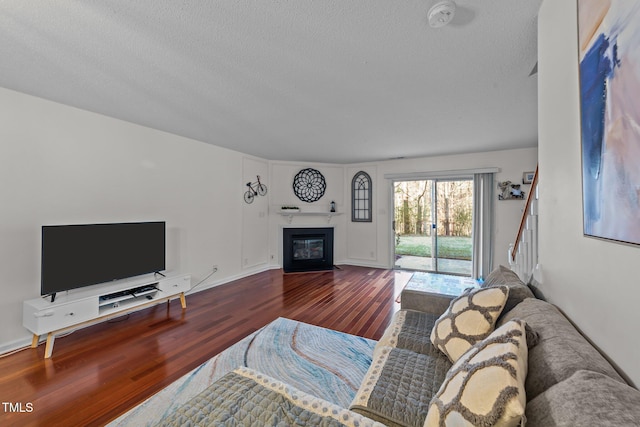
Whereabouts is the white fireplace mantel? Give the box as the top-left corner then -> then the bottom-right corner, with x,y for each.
278,211 -> 343,224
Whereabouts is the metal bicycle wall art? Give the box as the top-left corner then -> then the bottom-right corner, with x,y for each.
243,175 -> 268,204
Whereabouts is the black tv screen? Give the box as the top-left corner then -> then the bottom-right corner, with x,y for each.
41,221 -> 166,296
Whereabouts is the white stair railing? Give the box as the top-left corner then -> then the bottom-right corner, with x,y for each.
508,166 -> 538,282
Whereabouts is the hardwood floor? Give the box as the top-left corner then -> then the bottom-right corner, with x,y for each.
0,266 -> 409,426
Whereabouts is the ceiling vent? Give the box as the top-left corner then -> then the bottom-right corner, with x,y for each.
428,0 -> 456,28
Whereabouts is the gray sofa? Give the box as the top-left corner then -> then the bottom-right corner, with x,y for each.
374,265 -> 640,426
139,266 -> 640,426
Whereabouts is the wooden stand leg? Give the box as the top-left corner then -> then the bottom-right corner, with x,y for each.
44,333 -> 55,359
31,334 -> 39,348
179,292 -> 187,309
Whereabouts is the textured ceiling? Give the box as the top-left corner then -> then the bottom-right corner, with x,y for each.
0,1 -> 541,164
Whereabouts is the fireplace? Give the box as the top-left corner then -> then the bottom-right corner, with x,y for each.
283,228 -> 334,273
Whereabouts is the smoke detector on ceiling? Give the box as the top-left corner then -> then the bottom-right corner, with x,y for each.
428,0 -> 456,28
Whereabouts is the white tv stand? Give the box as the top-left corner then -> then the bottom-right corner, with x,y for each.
23,273 -> 191,358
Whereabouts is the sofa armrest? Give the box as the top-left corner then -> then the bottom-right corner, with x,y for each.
400,289 -> 454,315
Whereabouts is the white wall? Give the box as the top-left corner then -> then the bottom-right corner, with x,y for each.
268,162 -> 347,267
0,87 -> 264,351
343,148 -> 538,271
242,156 -> 270,270
345,165 -> 379,266
265,149 -> 537,272
0,85 -> 537,356
538,0 -> 639,386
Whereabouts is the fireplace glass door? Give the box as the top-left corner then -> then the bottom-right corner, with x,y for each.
293,238 -> 324,261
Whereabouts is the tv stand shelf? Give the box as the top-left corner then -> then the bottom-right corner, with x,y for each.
97,283 -> 161,314
23,273 -> 190,358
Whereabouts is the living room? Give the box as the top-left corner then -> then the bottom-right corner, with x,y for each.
0,85 -> 537,357
2,0 -> 640,425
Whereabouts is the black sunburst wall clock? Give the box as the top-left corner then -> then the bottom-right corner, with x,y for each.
293,168 -> 326,202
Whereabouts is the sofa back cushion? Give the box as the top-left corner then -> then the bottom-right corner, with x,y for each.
498,298 -> 625,400
526,370 -> 640,427
482,265 -> 523,287
482,265 -> 535,315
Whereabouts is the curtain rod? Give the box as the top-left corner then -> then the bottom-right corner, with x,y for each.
383,167 -> 499,181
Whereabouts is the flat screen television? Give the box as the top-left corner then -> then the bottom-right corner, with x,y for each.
41,221 -> 166,300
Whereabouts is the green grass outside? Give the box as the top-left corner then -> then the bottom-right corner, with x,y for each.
395,235 -> 472,260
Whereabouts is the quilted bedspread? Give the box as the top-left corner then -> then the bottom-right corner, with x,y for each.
350,310 -> 452,426
156,367 -> 385,427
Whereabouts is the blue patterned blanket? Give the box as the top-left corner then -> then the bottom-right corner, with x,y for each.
108,318 -> 376,426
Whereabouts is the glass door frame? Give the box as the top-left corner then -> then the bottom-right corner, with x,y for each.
389,174 -> 474,276
433,177 -> 473,275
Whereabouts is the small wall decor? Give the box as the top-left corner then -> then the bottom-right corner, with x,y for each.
280,205 -> 300,212
351,171 -> 372,222
578,0 -> 640,245
243,175 -> 267,204
522,171 -> 535,184
497,181 -> 525,200
293,168 -> 326,202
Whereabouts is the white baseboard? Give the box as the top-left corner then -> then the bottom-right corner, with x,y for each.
338,259 -> 390,269
185,265 -> 274,295
0,336 -> 34,357
0,268 -> 277,357
188,262 -> 390,297
2,263 -> 391,357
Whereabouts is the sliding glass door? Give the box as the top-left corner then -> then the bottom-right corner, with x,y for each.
393,178 -> 473,276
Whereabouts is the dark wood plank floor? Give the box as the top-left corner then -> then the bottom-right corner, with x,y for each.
0,266 -> 408,426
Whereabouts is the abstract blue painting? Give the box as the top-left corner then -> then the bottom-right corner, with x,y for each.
578,0 -> 640,245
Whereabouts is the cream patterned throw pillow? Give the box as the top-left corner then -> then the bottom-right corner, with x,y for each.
430,286 -> 509,363
425,319 -> 528,427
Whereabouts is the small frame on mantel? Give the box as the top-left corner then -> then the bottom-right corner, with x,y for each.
522,171 -> 535,184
